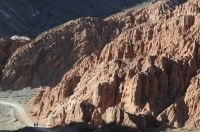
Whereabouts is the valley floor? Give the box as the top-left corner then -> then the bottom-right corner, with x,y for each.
0,88 -> 39,130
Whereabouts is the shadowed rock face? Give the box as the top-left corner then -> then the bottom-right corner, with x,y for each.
2,0 -> 200,130
0,0 -> 155,37
0,37 -> 29,70
158,73 -> 200,128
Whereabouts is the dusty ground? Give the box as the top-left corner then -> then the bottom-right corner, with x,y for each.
165,128 -> 200,132
0,103 -> 24,130
0,88 -> 40,131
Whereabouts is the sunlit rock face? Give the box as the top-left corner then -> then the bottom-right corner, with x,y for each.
2,0 -> 200,130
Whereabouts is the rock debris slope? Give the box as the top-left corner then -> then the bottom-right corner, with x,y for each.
2,0 -> 200,130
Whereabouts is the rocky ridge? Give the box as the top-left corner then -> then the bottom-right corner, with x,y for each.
0,17 -> 119,90
1,0 -> 200,131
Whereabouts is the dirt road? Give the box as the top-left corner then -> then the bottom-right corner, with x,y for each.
0,101 -> 53,132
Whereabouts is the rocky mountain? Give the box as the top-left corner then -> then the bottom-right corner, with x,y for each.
0,37 -> 30,73
1,0 -> 200,131
0,0 -> 154,37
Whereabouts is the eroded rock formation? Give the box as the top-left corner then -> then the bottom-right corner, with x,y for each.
158,73 -> 200,128
0,37 -> 29,69
27,0 -> 200,130
0,18 -> 118,89
1,0 -> 200,130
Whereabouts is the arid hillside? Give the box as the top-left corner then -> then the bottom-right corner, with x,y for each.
1,0 -> 200,131
0,0 -> 154,37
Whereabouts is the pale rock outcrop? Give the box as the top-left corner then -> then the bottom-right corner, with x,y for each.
10,36 -> 30,41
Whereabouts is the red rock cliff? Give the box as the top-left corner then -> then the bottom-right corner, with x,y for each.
2,0 -> 200,130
